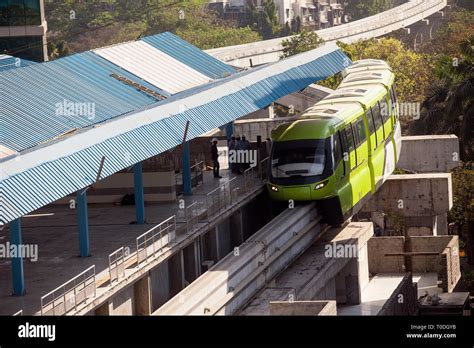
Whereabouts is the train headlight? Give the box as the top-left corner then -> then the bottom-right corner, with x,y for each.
314,180 -> 328,190
270,185 -> 279,192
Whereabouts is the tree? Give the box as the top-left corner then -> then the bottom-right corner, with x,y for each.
177,26 -> 261,50
245,0 -> 280,39
410,35 -> 474,161
43,0 -> 262,55
344,0 -> 394,21
319,38 -> 432,105
281,30 -> 325,58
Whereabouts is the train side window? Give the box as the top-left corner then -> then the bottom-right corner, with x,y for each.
343,124 -> 355,152
380,98 -> 390,124
367,110 -> 376,135
371,103 -> 385,142
353,117 -> 366,146
371,103 -> 383,130
333,132 -> 343,173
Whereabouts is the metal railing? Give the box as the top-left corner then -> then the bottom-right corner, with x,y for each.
175,161 -> 205,195
109,247 -> 126,283
136,216 -> 176,266
206,177 -> 239,219
37,157 -> 269,315
185,202 -> 201,233
40,265 -> 96,316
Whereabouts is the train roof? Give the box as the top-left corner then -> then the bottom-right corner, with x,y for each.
341,59 -> 390,77
339,69 -> 394,88
318,84 -> 387,107
272,59 -> 394,141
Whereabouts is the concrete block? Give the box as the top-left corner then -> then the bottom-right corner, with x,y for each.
398,135 -> 459,173
362,174 -> 452,216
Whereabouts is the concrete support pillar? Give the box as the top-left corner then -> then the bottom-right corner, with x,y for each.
168,251 -> 185,297
150,260 -> 170,311
183,242 -> 199,285
230,209 -> 244,247
182,141 -> 192,196
76,188 -> 90,257
225,122 -> 234,140
335,244 -> 369,305
217,220 -> 232,259
134,275 -> 152,315
133,162 -> 145,224
95,302 -> 110,315
10,219 -> 25,296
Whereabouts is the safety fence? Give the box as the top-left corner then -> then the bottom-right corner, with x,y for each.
40,265 -> 96,316
109,247 -> 126,284
175,161 -> 205,195
136,216 -> 176,266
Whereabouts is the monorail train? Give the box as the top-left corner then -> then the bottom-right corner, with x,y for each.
267,59 -> 402,225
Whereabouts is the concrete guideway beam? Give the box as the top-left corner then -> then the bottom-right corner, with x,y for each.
153,203 -> 322,315
240,222 -> 374,315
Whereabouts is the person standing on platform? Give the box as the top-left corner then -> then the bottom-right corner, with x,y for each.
211,138 -> 222,179
228,136 -> 236,173
242,135 -> 251,170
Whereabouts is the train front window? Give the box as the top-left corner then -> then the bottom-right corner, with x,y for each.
271,139 -> 327,178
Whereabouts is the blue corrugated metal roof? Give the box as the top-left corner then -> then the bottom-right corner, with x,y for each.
0,55 -> 37,72
0,32 -> 237,153
0,44 -> 350,225
142,32 -> 236,79
0,51 -> 170,152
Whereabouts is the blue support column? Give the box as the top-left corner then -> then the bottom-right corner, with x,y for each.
134,162 -> 145,224
225,122 -> 234,141
182,141 -> 192,196
10,219 -> 25,296
77,189 -> 90,257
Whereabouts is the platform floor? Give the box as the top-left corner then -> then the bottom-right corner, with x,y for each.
0,169 -> 253,315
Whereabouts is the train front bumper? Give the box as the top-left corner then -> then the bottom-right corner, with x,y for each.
267,181 -> 332,201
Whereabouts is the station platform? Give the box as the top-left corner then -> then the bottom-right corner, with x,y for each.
0,168 -> 263,315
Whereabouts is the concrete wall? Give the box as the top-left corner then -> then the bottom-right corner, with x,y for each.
269,300 -> 337,315
378,273 -> 418,316
54,171 -> 176,204
368,235 -> 461,293
362,174 -> 453,217
368,237 -> 405,274
397,135 -> 459,173
234,116 -> 298,142
410,236 -> 460,292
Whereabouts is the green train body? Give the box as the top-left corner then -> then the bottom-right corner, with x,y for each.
267,59 -> 402,225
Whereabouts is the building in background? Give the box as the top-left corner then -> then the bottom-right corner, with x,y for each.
206,0 -> 346,30
0,0 -> 48,62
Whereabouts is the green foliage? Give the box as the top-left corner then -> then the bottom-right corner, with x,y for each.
43,0 -> 261,56
411,35 -> 474,160
344,0 -> 394,21
281,30 -> 325,58
326,38 -> 432,103
246,0 -> 280,39
177,26 -> 261,49
449,164 -> 474,227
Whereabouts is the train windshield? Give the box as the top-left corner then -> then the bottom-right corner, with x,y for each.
271,139 -> 327,178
